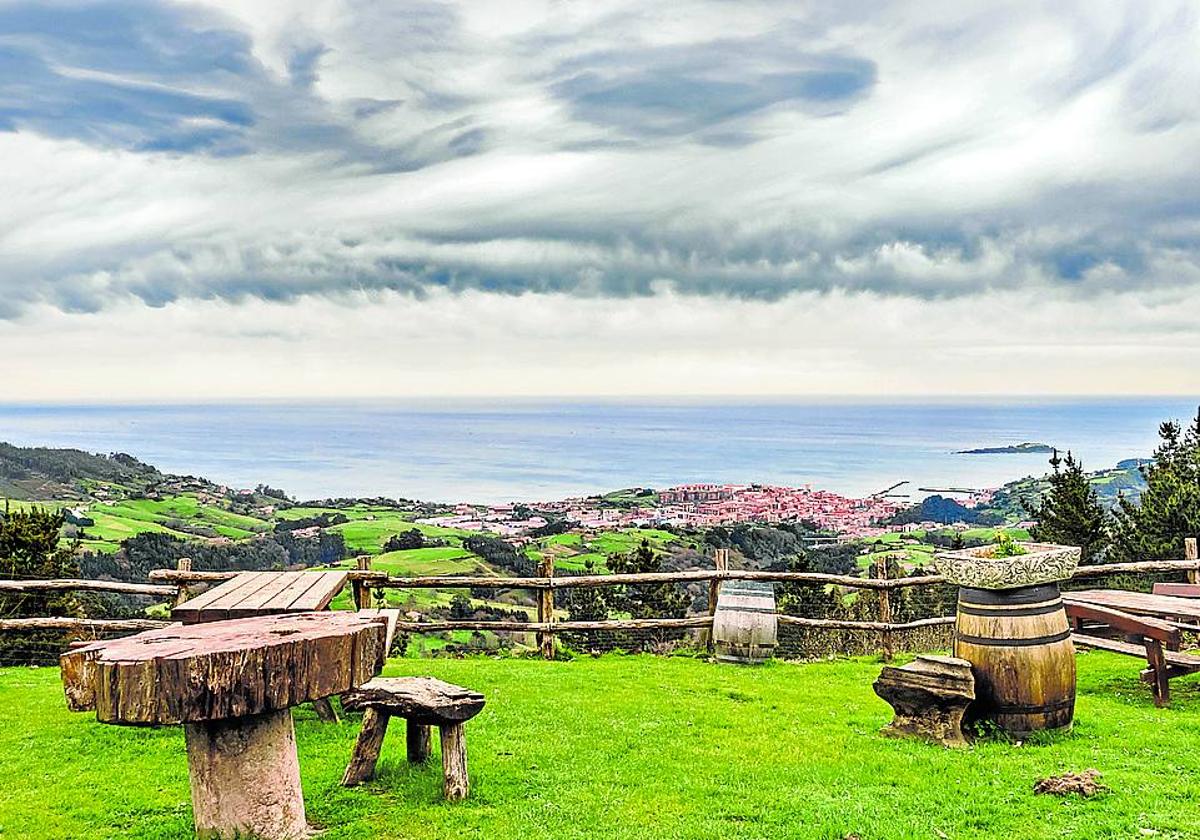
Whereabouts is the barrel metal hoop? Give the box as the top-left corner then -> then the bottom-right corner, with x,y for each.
957,600 -> 1064,617
958,584 -> 1061,605
955,629 -> 1072,647
986,697 -> 1075,714
716,605 -> 777,615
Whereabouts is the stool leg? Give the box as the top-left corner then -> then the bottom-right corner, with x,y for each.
341,708 -> 391,787
406,721 -> 431,763
439,723 -> 469,801
312,697 -> 339,723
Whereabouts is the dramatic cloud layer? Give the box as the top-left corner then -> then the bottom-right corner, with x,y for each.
2,0 -> 1199,395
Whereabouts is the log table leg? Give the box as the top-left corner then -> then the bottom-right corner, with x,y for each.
341,708 -> 391,786
440,722 -> 470,801
183,709 -> 308,840
407,720 -> 432,764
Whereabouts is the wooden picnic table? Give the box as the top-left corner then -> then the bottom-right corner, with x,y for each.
1063,589 -> 1200,706
172,570 -> 350,624
60,611 -> 389,840
1064,589 -> 1200,625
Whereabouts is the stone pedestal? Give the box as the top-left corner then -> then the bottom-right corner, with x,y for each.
873,655 -> 975,747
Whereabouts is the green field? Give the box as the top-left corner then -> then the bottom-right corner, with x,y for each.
1,652 -> 1198,839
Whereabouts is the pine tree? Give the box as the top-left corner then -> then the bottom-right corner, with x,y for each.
606,539 -> 688,650
1023,450 -> 1109,564
0,505 -> 80,665
1111,408 -> 1200,562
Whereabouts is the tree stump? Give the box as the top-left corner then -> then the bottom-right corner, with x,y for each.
873,655 -> 975,747
185,710 -> 307,840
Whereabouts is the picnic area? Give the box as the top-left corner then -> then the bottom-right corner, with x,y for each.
2,652 -> 1200,840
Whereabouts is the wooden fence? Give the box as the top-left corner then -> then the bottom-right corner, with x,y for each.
3,540 -> 1197,661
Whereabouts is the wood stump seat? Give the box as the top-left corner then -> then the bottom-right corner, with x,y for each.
340,677 -> 486,801
873,655 -> 975,747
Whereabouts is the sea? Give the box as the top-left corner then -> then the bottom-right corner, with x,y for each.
0,398 -> 1196,505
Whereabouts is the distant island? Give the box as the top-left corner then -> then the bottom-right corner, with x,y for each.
956,442 -> 1055,455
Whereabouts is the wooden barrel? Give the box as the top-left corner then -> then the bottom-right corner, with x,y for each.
954,583 -> 1076,735
713,580 -> 777,664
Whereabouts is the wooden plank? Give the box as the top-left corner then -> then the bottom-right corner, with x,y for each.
260,573 -> 328,613
1073,633 -> 1200,669
201,572 -> 286,620
172,572 -> 269,623
1072,633 -> 1146,657
1152,583 -> 1200,599
288,571 -> 349,612
225,574 -> 304,619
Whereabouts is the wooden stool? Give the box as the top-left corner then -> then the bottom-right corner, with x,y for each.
873,655 -> 975,747
340,677 -> 486,801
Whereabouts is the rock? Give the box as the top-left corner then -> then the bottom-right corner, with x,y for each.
873,655 -> 975,747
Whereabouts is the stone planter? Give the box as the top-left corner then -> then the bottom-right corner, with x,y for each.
933,542 -> 1081,590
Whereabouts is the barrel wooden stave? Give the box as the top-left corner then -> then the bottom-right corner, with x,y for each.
954,583 -> 1076,735
712,580 -> 777,664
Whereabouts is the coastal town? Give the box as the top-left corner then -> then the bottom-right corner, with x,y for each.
417,482 -> 971,539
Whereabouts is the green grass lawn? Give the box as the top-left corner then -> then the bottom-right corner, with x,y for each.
2,651 -> 1199,839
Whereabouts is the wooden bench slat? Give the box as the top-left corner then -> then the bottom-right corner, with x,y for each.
1152,583 -> 1200,599
198,573 -> 284,621
1074,634 -> 1200,670
172,572 -> 272,623
226,574 -> 304,619
288,571 -> 349,612
260,573 -> 328,613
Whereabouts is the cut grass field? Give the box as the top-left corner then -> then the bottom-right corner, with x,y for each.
2,651 -> 1199,839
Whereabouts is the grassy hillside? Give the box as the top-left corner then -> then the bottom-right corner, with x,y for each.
1,652 -> 1198,839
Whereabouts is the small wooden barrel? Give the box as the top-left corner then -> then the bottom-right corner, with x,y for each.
713,580 -> 777,664
954,583 -> 1076,735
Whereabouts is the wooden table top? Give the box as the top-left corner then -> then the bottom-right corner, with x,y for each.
61,612 -> 388,725
1064,589 -> 1200,623
172,570 -> 349,624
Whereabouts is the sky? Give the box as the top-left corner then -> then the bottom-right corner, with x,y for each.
2,0 -> 1200,400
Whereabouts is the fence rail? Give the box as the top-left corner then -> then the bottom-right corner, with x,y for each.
3,539 -> 1197,661
137,558 -> 1200,591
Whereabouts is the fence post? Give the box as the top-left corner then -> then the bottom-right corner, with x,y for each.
707,548 -> 729,652
537,555 -> 555,660
875,558 -> 894,662
1187,538 -> 1199,584
173,558 -> 192,608
352,556 -> 373,610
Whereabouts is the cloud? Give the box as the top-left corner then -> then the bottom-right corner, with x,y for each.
1,0 -> 1200,397
547,40 -> 876,144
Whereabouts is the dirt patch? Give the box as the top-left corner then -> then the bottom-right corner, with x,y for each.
1034,769 -> 1107,797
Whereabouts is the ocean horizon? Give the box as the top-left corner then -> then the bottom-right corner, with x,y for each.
2,397 -> 1196,505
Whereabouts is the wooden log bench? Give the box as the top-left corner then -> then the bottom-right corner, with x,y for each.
340,677 -> 485,801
